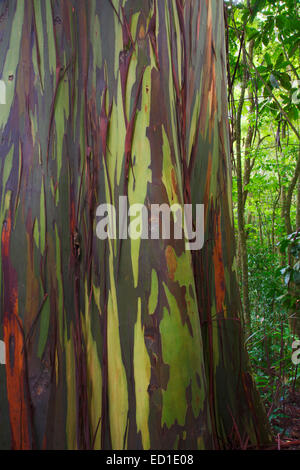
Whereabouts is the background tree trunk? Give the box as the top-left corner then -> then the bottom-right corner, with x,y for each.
235,47 -> 251,332
296,176 -> 300,229
0,0 -> 271,450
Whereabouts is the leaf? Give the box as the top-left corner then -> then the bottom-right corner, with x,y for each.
264,52 -> 272,67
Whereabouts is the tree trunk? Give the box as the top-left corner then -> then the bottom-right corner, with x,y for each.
283,148 -> 300,235
235,47 -> 251,333
296,175 -> 300,230
0,0 -> 271,450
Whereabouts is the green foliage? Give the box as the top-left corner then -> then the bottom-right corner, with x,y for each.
227,1 -> 300,431
243,238 -> 300,429
277,231 -> 300,310
247,314 -> 300,419
227,0 -> 299,122
241,241 -> 300,403
247,246 -> 283,316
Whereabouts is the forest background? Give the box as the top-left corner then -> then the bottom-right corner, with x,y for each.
227,0 -> 300,439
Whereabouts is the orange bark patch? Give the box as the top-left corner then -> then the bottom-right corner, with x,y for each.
4,290 -> 31,449
208,62 -> 217,140
70,199 -> 76,233
165,245 -> 177,281
203,154 -> 212,216
196,7 -> 201,41
2,210 -> 31,449
1,212 -> 11,257
139,24 -> 145,39
213,212 -> 225,315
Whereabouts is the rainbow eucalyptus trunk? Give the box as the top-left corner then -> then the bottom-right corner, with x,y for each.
0,0 -> 271,450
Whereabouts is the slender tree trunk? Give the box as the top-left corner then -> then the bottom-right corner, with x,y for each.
283,149 -> 300,235
242,42 -> 255,211
0,0 -> 271,450
296,176 -> 300,229
235,48 -> 251,332
280,188 -> 288,266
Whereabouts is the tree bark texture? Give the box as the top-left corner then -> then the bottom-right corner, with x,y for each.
0,0 -> 271,450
